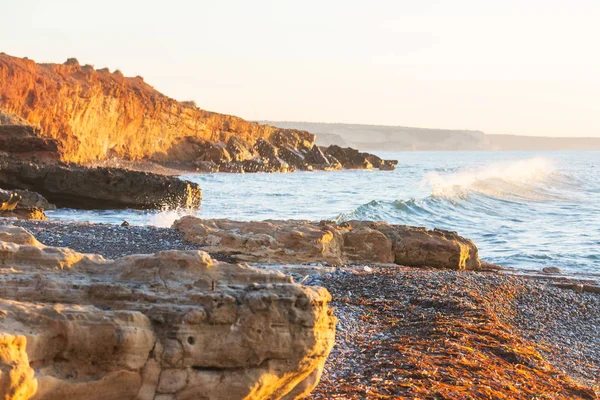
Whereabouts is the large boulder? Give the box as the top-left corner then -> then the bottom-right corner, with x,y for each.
0,160 -> 202,209
173,218 -> 481,270
0,226 -> 336,400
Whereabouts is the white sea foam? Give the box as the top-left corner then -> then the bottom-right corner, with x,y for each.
423,158 -> 559,200
148,209 -> 194,228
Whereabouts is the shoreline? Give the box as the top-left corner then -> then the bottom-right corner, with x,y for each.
2,217 -> 598,397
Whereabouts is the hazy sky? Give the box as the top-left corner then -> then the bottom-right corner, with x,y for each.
2,0 -> 599,137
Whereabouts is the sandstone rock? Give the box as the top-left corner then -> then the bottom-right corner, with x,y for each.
0,225 -> 336,399
0,121 -> 60,163
173,217 -> 481,270
0,160 -> 202,209
0,188 -> 56,210
0,207 -> 47,220
0,190 -> 49,220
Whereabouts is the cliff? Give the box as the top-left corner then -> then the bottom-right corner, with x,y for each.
0,54 -> 396,172
0,54 -> 300,163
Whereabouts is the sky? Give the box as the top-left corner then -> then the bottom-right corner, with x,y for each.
1,0 -> 599,137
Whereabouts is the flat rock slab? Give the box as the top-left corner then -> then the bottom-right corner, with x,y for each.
0,160 -> 202,209
174,217 -> 481,270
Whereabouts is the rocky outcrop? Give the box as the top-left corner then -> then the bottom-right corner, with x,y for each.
0,160 -> 202,209
0,225 -> 336,399
0,189 -> 50,220
0,189 -> 55,210
0,113 -> 61,163
173,217 -> 481,270
0,54 -> 396,172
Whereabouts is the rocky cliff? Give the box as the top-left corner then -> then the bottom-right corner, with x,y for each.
0,54 -> 396,172
0,54 -> 281,163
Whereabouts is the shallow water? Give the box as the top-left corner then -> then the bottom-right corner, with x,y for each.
48,151 -> 600,274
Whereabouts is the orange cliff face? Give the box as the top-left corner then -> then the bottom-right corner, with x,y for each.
0,53 -> 310,164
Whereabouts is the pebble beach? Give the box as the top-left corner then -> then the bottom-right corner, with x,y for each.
3,218 -> 599,398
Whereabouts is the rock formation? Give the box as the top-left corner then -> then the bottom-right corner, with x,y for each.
0,188 -> 52,220
0,225 -> 336,399
0,54 -> 396,172
0,159 -> 202,209
173,217 -> 481,270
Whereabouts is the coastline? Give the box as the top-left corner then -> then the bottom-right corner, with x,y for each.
3,217 -> 598,398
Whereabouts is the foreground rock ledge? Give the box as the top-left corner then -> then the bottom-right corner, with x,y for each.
174,217 -> 481,270
0,226 -> 336,400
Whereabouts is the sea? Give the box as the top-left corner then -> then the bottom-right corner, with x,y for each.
48,151 -> 600,275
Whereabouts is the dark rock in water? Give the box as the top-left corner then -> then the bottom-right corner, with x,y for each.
278,146 -> 308,170
324,145 -> 374,169
0,160 -> 202,210
304,145 -> 330,166
121,220 -> 131,227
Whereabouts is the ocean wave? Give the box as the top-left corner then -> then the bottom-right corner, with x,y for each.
421,157 -> 576,202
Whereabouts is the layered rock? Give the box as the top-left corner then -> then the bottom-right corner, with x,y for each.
0,54 -> 396,172
0,159 -> 202,209
173,217 -> 481,270
0,225 -> 336,399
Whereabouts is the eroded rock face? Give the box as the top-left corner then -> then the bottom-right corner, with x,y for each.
0,226 -> 336,399
0,54 -> 396,172
0,160 -> 202,209
173,217 -> 481,270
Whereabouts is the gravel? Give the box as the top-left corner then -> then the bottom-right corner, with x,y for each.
6,219 -> 202,259
303,267 -> 599,399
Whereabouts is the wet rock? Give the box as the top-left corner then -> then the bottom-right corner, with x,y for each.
324,145 -> 374,169
0,226 -> 336,399
0,160 -> 202,210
